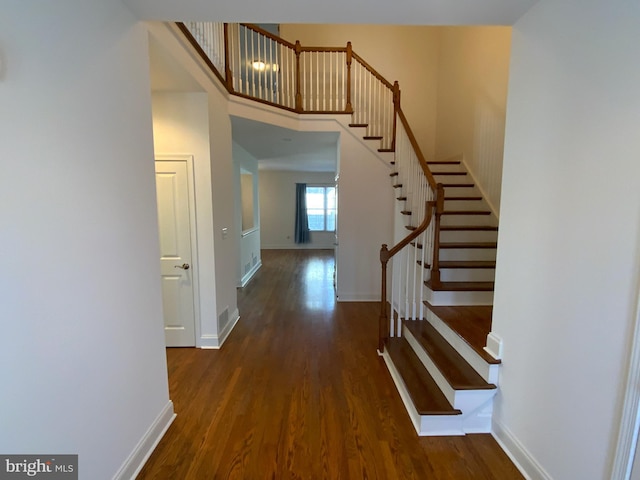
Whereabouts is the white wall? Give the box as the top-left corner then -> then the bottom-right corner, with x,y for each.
434,26 -> 511,214
279,25 -> 440,160
148,22 -> 239,347
492,1 -> 640,479
259,170 -> 336,249
151,92 -> 218,347
335,133 -> 395,301
0,2 -> 172,478
233,142 -> 262,286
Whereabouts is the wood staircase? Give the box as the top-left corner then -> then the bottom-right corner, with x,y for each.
175,20 -> 503,438
356,126 -> 502,436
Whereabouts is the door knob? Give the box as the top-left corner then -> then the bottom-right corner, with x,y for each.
174,263 -> 190,270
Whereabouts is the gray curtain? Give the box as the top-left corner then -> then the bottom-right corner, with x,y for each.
294,183 -> 311,244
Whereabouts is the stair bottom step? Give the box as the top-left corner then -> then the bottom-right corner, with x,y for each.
385,338 -> 460,416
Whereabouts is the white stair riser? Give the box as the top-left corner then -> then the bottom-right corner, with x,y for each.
444,199 -> 491,211
424,287 -> 494,306
440,230 -> 498,243
428,163 -> 464,173
440,268 -> 496,282
440,186 -> 478,197
403,326 -> 496,410
425,312 -> 500,384
433,174 -> 471,184
382,349 -> 465,436
438,248 -> 497,262
441,214 -> 498,227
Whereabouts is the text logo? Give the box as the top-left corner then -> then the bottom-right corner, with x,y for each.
0,455 -> 77,479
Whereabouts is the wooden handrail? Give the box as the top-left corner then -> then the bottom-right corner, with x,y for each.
300,46 -> 349,53
351,52 -> 394,90
396,108 -> 438,191
241,23 -> 296,49
378,201 -> 435,352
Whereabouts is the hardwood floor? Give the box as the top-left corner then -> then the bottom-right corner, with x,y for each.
138,249 -> 523,479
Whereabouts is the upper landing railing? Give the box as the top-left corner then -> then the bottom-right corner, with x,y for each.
177,22 -> 445,351
179,22 -> 394,150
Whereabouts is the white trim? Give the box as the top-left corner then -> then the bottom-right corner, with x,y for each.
336,293 -> 379,302
611,280 -> 640,479
199,309 -> 240,349
241,227 -> 259,237
261,244 -> 335,250
155,155 -> 201,347
459,154 -> 500,218
484,332 -> 504,360
239,260 -> 262,287
112,401 -> 176,480
492,418 -> 551,480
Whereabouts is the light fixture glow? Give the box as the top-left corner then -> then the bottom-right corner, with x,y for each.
252,60 -> 266,71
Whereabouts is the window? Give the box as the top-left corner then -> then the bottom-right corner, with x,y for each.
306,186 -> 336,232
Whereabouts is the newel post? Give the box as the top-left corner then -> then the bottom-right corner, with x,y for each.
430,183 -> 445,288
295,41 -> 303,112
223,23 -> 233,91
392,81 -> 400,151
345,42 -> 353,114
379,244 -> 391,353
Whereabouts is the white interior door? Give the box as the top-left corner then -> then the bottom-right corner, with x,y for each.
155,160 -> 196,347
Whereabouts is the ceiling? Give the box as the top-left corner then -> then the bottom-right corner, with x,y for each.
230,117 -> 338,172
123,0 -> 539,26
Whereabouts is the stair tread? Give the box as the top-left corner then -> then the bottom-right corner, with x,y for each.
442,210 -> 491,215
424,302 -> 501,365
349,123 -> 368,127
439,242 -> 498,249
397,196 -> 407,201
416,260 -> 431,268
441,225 -> 498,231
404,320 -> 496,390
433,172 -> 468,176
390,172 -> 399,177
427,161 -> 461,165
401,210 -> 412,215
386,338 -> 462,415
439,261 -> 496,269
379,148 -> 395,153
425,280 -> 495,291
445,196 -> 483,201
363,135 -> 383,140
442,183 -> 475,188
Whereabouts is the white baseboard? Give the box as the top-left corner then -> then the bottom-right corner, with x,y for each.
261,244 -> 335,250
218,308 -> 240,347
199,308 -> 240,349
492,418 -> 551,480
239,261 -> 262,287
337,293 -> 379,302
112,400 -> 176,480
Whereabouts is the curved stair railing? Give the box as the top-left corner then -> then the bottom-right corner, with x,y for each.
176,21 -> 444,351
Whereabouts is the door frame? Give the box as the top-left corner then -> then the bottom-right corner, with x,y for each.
612,278 -> 640,478
155,154 -> 201,347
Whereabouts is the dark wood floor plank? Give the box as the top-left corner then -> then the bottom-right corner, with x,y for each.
138,249 -> 522,479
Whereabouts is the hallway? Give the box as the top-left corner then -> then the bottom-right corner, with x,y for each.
138,249 -> 522,479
